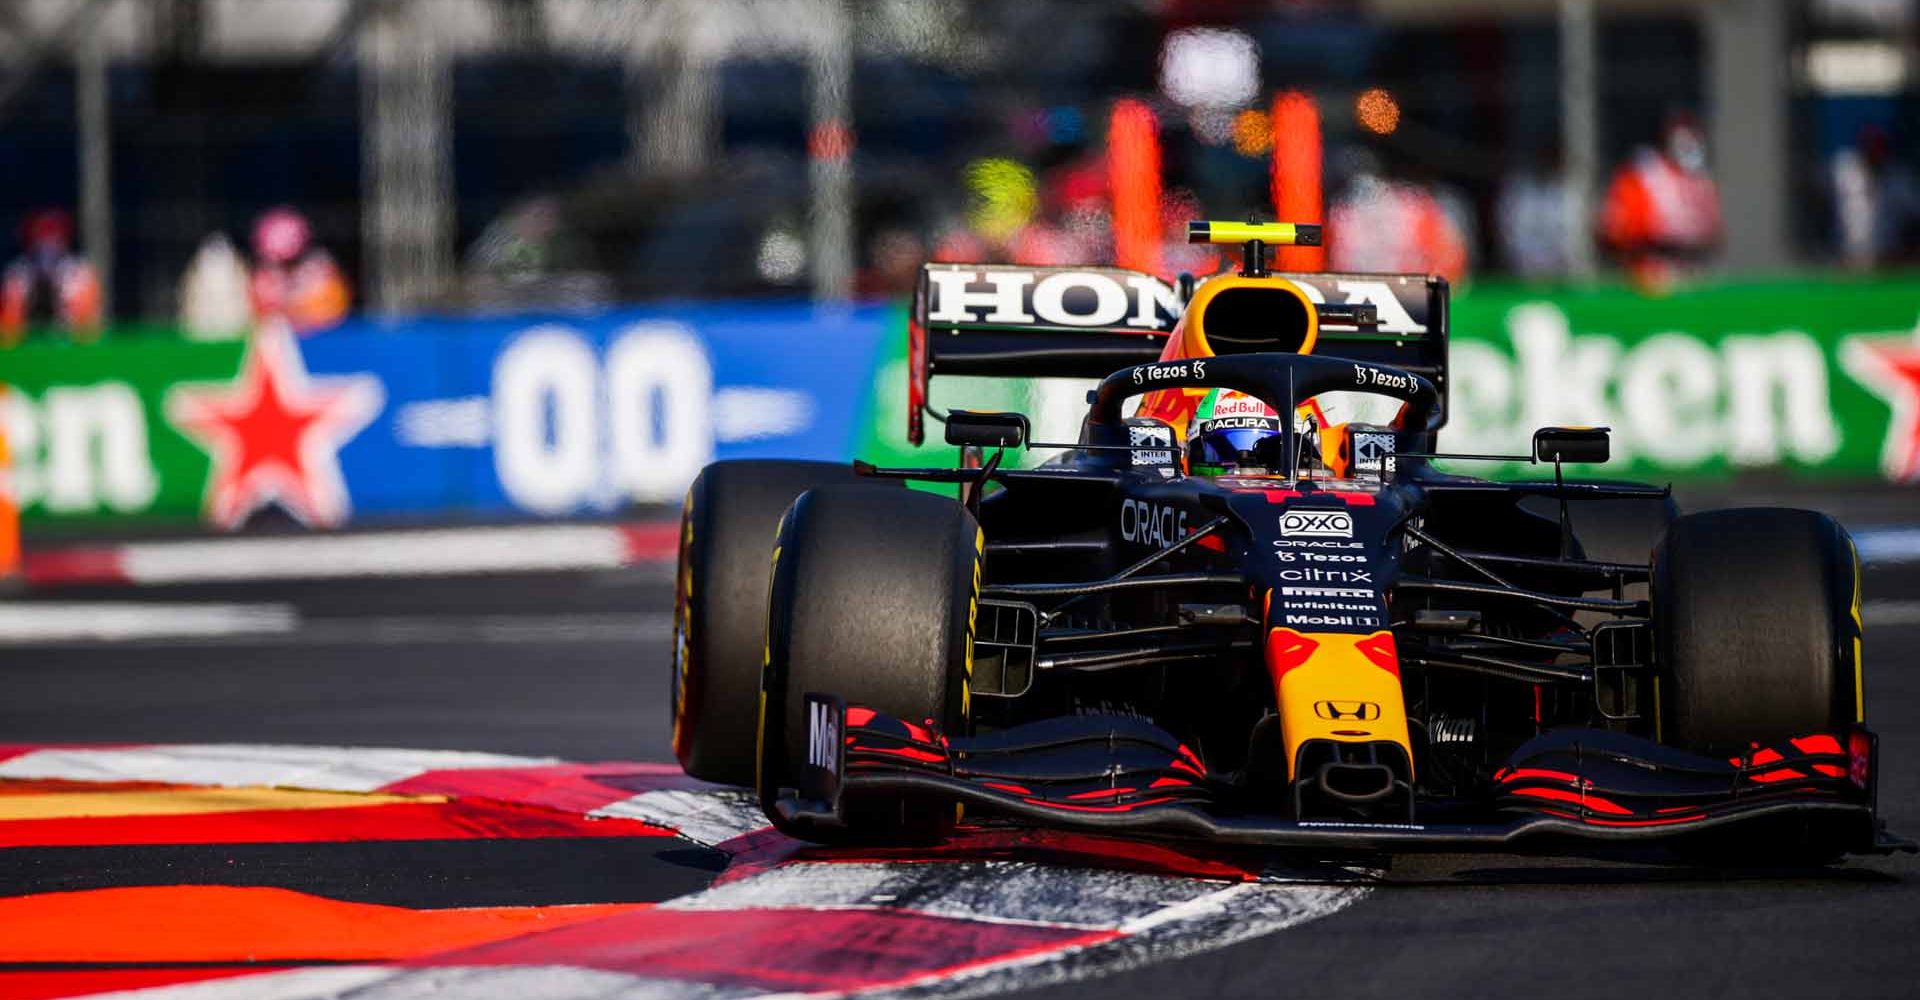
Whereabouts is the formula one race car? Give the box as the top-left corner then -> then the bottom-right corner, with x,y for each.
670,221 -> 1910,862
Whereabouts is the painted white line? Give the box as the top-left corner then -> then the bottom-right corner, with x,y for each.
144,612 -> 672,648
1865,600 -> 1920,627
1855,527 -> 1920,565
0,602 -> 297,644
663,861 -> 1234,931
0,744 -> 555,792
867,881 -> 1369,1000
66,967 -> 401,1000
0,610 -> 671,649
119,524 -> 649,584
592,788 -> 768,848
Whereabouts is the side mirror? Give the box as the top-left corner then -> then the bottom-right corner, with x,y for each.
945,410 -> 1029,449
1533,426 -> 1610,465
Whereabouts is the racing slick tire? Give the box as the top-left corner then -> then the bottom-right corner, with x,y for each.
759,485 -> 981,843
672,461 -> 896,786
1652,507 -> 1861,756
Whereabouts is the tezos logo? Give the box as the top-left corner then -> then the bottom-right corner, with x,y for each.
1131,359 -> 1206,385
1275,550 -> 1365,563
1280,509 -> 1353,538
1353,364 -> 1415,392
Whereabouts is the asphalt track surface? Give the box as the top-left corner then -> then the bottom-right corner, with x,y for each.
3,496 -> 1919,999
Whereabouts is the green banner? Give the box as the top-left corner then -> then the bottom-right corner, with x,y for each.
1,339 -> 242,523
857,277 -> 1920,484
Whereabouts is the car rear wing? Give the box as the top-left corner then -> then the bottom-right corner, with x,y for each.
908,263 -> 1449,443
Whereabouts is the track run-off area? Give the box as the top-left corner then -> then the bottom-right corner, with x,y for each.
1,498 -> 1917,999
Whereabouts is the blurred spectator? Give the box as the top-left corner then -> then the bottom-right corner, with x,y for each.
1497,147 -> 1572,280
1831,124 -> 1920,270
248,207 -> 351,334
1329,152 -> 1470,283
1598,112 -> 1721,294
857,227 -> 927,297
178,233 -> 254,341
462,197 -> 612,311
0,209 -> 102,346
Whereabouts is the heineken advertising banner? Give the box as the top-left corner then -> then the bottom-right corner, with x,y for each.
2,279 -> 1916,529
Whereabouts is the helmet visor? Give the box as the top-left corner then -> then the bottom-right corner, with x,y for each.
1190,424 -> 1283,474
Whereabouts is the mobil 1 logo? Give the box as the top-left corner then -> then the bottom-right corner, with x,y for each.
807,698 -> 839,775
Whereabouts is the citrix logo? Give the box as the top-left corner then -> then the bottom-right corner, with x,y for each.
1278,567 -> 1373,583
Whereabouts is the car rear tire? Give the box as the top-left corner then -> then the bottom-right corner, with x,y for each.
758,486 -> 981,842
671,461 -> 895,786
1652,507 -> 1862,755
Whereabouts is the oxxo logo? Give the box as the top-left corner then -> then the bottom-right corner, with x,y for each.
1314,700 -> 1382,721
1121,498 -> 1188,547
807,700 -> 839,774
1280,509 -> 1353,538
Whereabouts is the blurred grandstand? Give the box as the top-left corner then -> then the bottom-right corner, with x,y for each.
0,0 -> 1913,326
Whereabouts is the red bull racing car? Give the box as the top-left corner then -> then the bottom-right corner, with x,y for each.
670,221 -> 1910,862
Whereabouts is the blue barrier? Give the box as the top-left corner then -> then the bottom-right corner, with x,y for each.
312,303 -> 892,517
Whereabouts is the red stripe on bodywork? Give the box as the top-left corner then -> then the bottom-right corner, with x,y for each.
1022,796 -> 1177,813
1497,768 -> 1581,785
1790,734 -> 1843,755
853,745 -> 946,764
1354,631 -> 1400,678
1541,808 -> 1706,827
1510,786 -> 1633,816
415,905 -> 1114,993
1265,628 -> 1320,681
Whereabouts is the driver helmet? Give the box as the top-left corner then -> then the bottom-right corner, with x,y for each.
1186,389 -> 1287,476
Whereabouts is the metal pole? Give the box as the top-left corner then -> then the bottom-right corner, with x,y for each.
1707,0 -> 1790,272
360,2 -> 453,314
628,8 -> 717,178
78,20 -> 113,319
807,0 -> 853,302
1558,0 -> 1597,281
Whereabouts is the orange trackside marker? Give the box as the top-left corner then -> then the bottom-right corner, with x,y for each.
0,383 -> 18,585
1270,91 -> 1325,273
